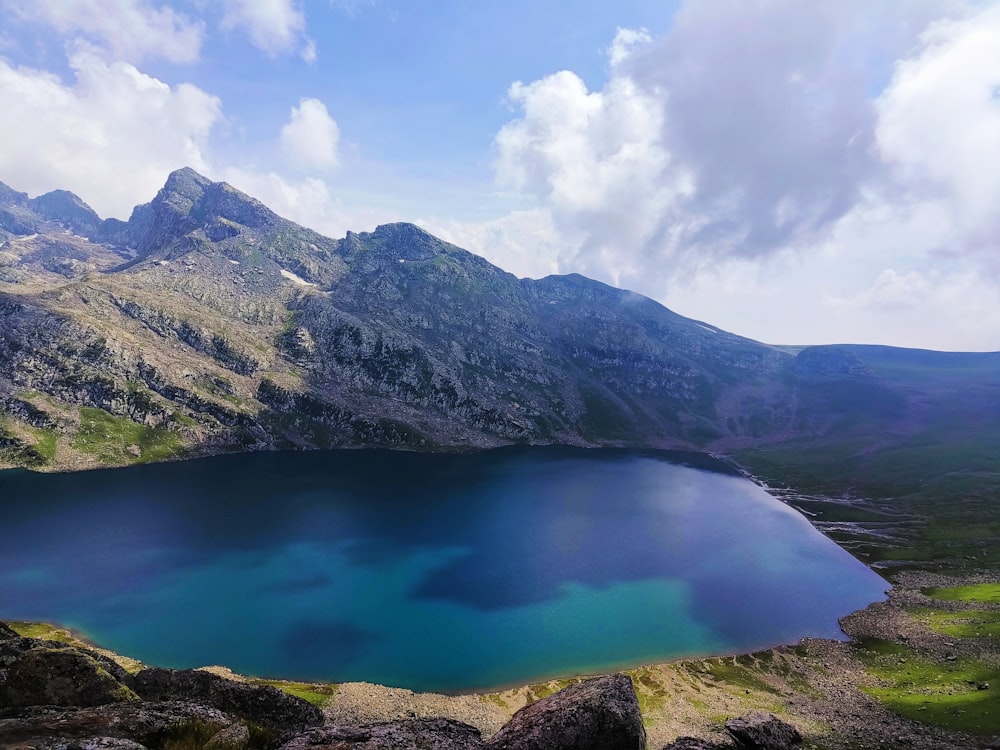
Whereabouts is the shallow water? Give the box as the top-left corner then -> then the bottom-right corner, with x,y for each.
0,446 -> 887,692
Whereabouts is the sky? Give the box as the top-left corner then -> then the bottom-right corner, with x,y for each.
0,0 -> 998,351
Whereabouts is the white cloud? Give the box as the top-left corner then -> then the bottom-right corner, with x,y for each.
219,167 -> 394,239
4,0 -> 203,63
466,0 -> 1000,350
0,45 -> 221,219
280,98 -> 340,171
606,27 -> 651,69
420,209 -> 562,281
219,0 -> 309,58
493,69 -> 686,282
876,4 -> 1000,260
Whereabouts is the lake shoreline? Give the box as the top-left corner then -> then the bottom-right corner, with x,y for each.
8,568 -> 998,749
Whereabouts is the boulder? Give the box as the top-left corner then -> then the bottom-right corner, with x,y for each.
0,622 -> 19,640
0,647 -> 138,707
663,738 -> 727,750
205,721 -> 252,749
0,700 -> 232,747
10,737 -> 150,750
725,712 -> 801,750
133,667 -> 322,734
279,718 -> 483,750
485,675 -> 646,750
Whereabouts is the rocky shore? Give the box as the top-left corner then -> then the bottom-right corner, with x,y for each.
3,570 -> 999,749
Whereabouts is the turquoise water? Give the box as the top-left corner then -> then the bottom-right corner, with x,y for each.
0,447 -> 887,692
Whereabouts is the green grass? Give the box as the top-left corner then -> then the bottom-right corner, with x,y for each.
855,644 -> 1000,735
628,667 -> 669,719
28,427 -> 58,463
910,609 -> 1000,639
924,583 -> 1000,604
248,678 -> 338,706
702,660 -> 779,695
161,720 -> 230,750
7,621 -> 80,645
735,431 -> 1000,570
71,406 -> 185,465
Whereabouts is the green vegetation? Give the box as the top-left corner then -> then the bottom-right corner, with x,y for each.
248,678 -> 338,706
161,720 -> 227,750
8,621 -> 81,645
524,677 -> 579,704
855,640 -> 1000,734
628,666 -> 669,718
924,583 -> 1000,604
71,406 -> 185,465
31,429 -> 58,463
689,654 -> 781,696
911,609 -> 1000,639
0,419 -> 57,468
737,432 -> 1000,569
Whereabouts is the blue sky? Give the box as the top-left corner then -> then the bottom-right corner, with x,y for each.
1,0 -> 999,351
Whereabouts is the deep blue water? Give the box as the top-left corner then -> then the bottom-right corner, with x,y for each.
0,447 -> 887,692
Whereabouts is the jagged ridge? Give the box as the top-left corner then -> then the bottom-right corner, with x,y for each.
0,168 -> 997,473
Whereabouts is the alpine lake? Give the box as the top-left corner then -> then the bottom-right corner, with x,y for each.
0,446 -> 887,693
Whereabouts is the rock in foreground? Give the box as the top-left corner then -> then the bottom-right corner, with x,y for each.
485,674 -> 646,750
725,712 -> 802,750
133,667 -> 322,734
279,717 -> 483,750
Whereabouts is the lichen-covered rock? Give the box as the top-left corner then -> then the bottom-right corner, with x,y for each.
663,738 -> 726,750
0,623 -> 19,640
132,667 -> 322,734
0,647 -> 138,707
485,675 -> 646,750
0,700 -> 232,747
10,737 -> 151,750
279,718 -> 483,750
725,712 -> 801,750
205,721 -> 252,749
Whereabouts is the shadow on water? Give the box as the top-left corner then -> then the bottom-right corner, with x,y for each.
0,446 -> 886,691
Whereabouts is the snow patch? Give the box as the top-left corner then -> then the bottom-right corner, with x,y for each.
280,268 -> 315,286
695,323 -> 718,334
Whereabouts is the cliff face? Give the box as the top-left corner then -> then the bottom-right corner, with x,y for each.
0,169 -> 997,470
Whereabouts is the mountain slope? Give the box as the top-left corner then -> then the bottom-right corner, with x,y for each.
0,168 -> 995,484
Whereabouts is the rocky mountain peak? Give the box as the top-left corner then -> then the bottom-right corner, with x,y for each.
0,181 -> 29,208
159,166 -> 213,207
28,189 -> 102,235
107,168 -> 282,258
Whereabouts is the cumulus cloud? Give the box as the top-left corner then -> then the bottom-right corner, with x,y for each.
876,4 -> 1000,262
473,0 -> 1000,349
220,167 -> 395,239
605,27 -> 651,68
219,0 -> 310,58
494,67 -> 685,281
280,98 -> 341,171
0,45 -> 221,219
421,209 -> 562,281
3,0 -> 204,63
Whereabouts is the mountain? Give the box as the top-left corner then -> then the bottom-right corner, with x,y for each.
0,168 -> 996,465
0,168 -> 998,566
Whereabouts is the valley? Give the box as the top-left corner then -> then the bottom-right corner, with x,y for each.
2,169 -> 999,748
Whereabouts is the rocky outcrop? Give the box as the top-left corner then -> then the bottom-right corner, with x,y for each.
724,712 -> 801,750
0,630 -> 652,750
279,718 -> 484,750
485,675 -> 646,750
0,647 -> 138,707
132,667 -> 323,734
0,624 -> 323,749
0,700 -> 234,747
662,739 -> 725,750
